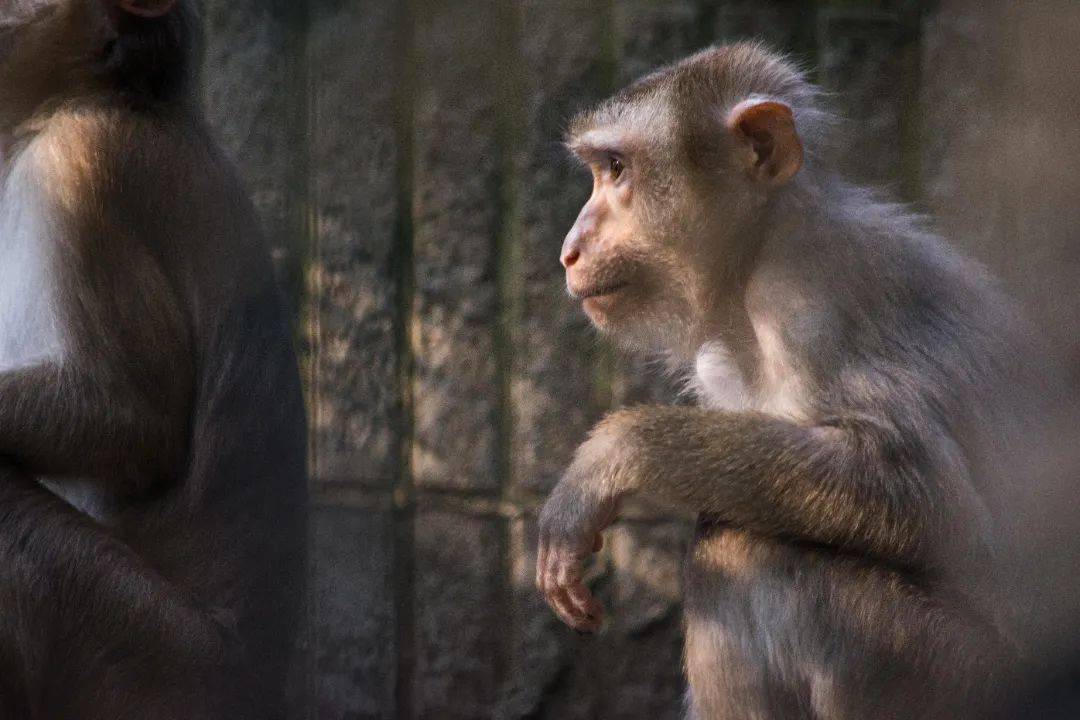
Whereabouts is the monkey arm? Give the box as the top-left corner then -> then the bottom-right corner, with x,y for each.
0,216 -> 194,488
0,362 -> 189,489
0,463 -> 247,697
561,405 -> 982,568
538,404 -> 983,630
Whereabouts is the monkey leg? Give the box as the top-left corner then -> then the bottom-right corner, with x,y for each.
0,465 -> 260,720
682,525 -> 1012,720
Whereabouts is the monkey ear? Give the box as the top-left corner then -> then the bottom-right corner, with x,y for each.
115,0 -> 177,18
726,99 -> 804,186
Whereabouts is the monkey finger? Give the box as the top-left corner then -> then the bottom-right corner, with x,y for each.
545,586 -> 579,627
535,544 -> 549,592
544,546 -> 575,591
564,579 -> 604,630
548,586 -> 597,633
553,553 -> 584,589
547,555 -> 602,631
538,540 -> 569,592
592,533 -> 604,553
540,551 -> 568,609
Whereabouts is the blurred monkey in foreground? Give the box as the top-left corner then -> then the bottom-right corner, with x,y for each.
0,1 -> 306,717
538,42 -> 1060,719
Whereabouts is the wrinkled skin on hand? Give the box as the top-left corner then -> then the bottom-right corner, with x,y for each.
536,423 -> 629,633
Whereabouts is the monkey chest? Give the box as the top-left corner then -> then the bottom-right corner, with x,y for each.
0,167 -> 115,521
693,339 -> 808,420
0,181 -> 67,372
693,341 -> 753,410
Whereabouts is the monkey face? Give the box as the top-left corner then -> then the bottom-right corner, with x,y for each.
561,55 -> 807,354
559,142 -> 672,341
560,122 -> 737,352
563,157 -> 629,306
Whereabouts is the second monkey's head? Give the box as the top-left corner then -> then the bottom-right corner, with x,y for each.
561,42 -> 822,355
0,0 -> 196,133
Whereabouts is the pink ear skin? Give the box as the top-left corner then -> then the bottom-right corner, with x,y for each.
726,99 -> 804,186
116,0 -> 177,18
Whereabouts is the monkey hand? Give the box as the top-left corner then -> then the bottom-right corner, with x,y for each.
536,458 -> 621,634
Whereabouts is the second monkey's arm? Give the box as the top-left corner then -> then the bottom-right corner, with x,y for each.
0,140 -> 194,491
0,362 -> 189,488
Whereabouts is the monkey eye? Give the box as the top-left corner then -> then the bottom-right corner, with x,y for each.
608,156 -> 625,181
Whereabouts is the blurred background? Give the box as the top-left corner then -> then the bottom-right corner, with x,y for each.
197,0 -> 1080,718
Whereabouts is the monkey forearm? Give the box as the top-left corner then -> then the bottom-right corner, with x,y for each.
584,406 -> 960,566
0,467 -> 232,666
0,364 -> 184,486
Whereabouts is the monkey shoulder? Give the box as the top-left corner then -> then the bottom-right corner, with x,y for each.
46,106 -> 270,283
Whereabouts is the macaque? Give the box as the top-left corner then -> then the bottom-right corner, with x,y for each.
0,1 -> 306,717
538,42 -> 1052,719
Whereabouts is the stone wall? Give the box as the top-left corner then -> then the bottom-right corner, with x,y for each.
197,1 -> 1080,717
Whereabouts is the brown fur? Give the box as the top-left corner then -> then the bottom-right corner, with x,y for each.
0,2 -> 305,717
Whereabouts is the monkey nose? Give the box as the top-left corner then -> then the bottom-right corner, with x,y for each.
561,247 -> 581,268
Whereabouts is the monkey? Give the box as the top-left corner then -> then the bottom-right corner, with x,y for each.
0,1 -> 306,718
536,42 -> 1059,719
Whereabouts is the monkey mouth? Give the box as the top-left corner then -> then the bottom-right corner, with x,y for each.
572,282 -> 629,300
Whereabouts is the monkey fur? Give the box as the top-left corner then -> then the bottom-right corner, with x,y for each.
0,2 -> 306,717
539,43 -> 1057,720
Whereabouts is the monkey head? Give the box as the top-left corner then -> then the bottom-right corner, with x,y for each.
562,44 -> 810,355
0,0 -> 191,133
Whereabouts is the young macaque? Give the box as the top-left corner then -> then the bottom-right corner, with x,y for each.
0,1 -> 305,717
538,42 -> 1052,719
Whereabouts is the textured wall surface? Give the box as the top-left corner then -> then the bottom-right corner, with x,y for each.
197,1 -> 1080,717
